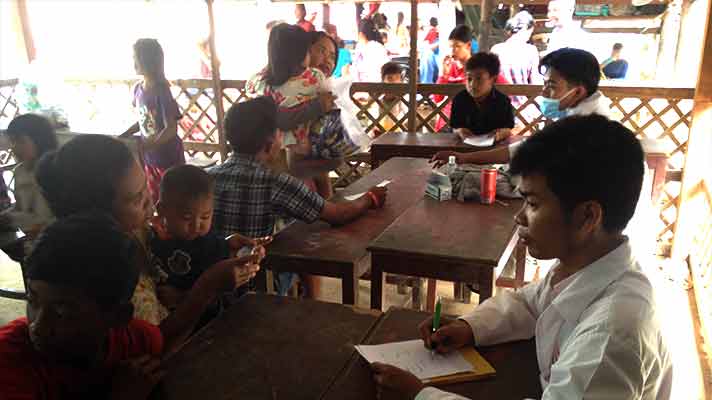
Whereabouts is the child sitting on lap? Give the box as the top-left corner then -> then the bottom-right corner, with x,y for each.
450,52 -> 514,142
0,213 -> 164,400
150,164 -> 268,310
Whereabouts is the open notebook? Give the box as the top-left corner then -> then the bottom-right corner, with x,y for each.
355,340 -> 496,385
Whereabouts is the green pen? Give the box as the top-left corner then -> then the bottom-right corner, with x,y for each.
430,297 -> 442,356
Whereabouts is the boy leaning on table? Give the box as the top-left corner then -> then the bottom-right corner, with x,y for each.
372,115 -> 673,400
431,47 -> 610,168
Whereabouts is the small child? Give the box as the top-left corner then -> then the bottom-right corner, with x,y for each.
450,52 -> 514,142
0,213 -> 164,400
150,164 -> 268,310
378,62 -> 405,134
120,38 -> 185,204
0,114 -> 57,239
247,23 -> 361,161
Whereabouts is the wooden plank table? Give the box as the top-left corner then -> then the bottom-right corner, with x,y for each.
369,197 -> 523,311
261,157 -> 433,305
321,307 -> 542,400
160,294 -> 382,400
370,132 -> 520,168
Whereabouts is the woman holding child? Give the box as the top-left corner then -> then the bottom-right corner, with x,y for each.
36,134 -> 264,353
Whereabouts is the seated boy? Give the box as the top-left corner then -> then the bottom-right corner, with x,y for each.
150,164 -> 268,310
0,213 -> 165,400
378,62 -> 405,135
449,52 -> 514,143
210,97 -> 387,298
371,115 -> 673,399
432,47 -> 609,167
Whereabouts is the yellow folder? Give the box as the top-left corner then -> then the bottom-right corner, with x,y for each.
423,347 -> 496,385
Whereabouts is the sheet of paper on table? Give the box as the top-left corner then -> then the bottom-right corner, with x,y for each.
464,134 -> 495,148
343,180 -> 391,201
355,340 -> 474,380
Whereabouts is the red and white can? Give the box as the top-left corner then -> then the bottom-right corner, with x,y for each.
480,168 -> 497,205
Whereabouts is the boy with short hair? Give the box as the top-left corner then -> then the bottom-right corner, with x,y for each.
210,97 -> 387,298
433,25 -> 473,132
372,115 -> 673,399
150,164 -> 267,309
432,47 -> 610,167
378,62 -> 405,134
450,52 -> 514,142
0,213 -> 164,400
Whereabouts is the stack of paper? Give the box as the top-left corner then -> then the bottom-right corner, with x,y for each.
464,135 -> 495,148
355,340 -> 474,380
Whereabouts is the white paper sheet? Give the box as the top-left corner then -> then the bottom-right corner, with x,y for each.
464,134 -> 495,147
343,180 -> 391,201
355,340 -> 473,380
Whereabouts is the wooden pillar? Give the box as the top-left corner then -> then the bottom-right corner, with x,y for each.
205,0 -> 227,161
672,0 -> 712,259
478,0 -> 492,52
656,0 -> 683,82
322,3 -> 330,28
407,0 -> 419,133
16,0 -> 36,63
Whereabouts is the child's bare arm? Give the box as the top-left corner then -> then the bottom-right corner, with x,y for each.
320,186 -> 387,225
276,98 -> 326,131
454,128 -> 474,140
119,122 -> 140,138
430,146 -> 510,168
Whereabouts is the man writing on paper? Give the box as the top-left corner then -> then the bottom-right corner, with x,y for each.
371,115 -> 673,399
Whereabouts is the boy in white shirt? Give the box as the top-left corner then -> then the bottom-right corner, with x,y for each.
372,114 -> 673,400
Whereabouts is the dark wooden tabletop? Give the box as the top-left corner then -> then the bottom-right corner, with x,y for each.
369,197 -> 523,266
265,157 -> 432,273
322,307 -> 542,400
160,294 -> 382,400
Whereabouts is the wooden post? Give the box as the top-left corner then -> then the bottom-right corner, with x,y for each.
205,0 -> 227,161
672,0 -> 712,259
407,0 -> 418,133
322,3 -> 330,28
478,0 -> 492,52
16,0 -> 36,63
656,0 -> 683,81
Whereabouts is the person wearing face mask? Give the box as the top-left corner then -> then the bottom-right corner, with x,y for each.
431,47 -> 608,167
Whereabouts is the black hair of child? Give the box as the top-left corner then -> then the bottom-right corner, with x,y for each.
510,114 -> 644,233
381,62 -> 403,80
540,47 -> 601,96
36,135 -> 135,218
429,17 -> 438,27
25,212 -> 139,310
359,18 -> 383,44
448,25 -> 472,44
465,52 -> 501,78
134,38 -> 167,83
6,113 -> 59,158
160,165 -> 215,204
265,23 -> 312,87
224,97 -> 278,155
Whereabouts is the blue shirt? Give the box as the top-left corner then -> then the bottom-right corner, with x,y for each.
334,48 -> 352,78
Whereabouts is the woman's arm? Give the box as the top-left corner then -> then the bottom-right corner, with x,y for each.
120,122 -> 140,138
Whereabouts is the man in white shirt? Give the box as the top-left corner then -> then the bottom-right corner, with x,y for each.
431,48 -> 610,168
545,0 -> 588,54
372,115 -> 673,400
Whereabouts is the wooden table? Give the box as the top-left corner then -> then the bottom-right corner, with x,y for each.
369,197 -> 523,311
261,157 -> 433,305
160,294 -> 382,400
322,307 -> 542,400
370,132 -> 520,168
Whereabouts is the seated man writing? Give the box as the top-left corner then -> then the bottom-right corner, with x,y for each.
432,47 -> 609,167
372,115 -> 673,400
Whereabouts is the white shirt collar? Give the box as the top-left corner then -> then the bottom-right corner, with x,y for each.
567,91 -> 611,119
550,238 -> 636,322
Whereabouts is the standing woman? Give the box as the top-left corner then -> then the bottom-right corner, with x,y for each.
490,11 -> 540,85
353,18 -> 390,82
121,38 -> 185,205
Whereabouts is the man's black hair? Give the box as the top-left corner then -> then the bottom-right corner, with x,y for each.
25,212 -> 139,309
429,17 -> 438,27
224,97 -> 278,155
381,62 -> 403,79
510,114 -> 644,233
36,135 -> 135,218
540,47 -> 601,96
160,165 -> 215,204
448,25 -> 472,44
6,113 -> 59,158
465,52 -> 501,77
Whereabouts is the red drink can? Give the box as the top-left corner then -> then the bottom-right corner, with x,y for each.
481,168 -> 497,205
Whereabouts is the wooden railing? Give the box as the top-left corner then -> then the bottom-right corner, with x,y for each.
0,78 -> 696,255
